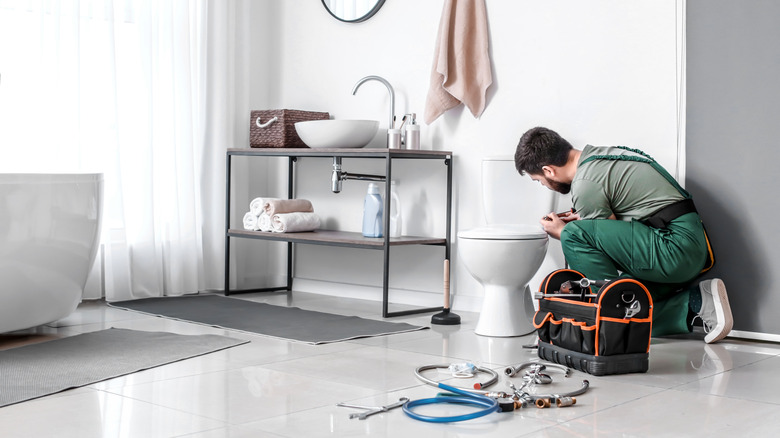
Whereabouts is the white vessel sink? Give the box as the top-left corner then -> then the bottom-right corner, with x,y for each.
295,119 -> 379,148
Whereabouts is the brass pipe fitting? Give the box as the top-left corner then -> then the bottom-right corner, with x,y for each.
535,398 -> 551,409
556,397 -> 577,407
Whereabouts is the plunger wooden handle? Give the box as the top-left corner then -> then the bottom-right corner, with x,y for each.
443,259 -> 450,309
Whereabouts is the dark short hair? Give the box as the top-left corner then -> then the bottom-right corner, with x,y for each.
514,127 -> 573,175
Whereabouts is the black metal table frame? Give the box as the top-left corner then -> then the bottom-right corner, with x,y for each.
224,148 -> 453,318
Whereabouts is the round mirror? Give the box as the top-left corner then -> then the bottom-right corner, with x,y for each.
322,0 -> 386,23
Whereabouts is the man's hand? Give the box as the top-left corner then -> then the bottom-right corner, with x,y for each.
540,210 -> 580,239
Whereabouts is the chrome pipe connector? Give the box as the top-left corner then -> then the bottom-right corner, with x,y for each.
504,361 -> 571,378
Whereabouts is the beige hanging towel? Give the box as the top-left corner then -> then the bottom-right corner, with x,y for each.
424,0 -> 493,125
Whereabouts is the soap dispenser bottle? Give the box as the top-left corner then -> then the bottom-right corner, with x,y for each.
389,180 -> 402,238
362,182 -> 384,238
404,113 -> 420,150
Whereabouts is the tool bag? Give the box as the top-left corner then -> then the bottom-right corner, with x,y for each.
533,269 -> 653,376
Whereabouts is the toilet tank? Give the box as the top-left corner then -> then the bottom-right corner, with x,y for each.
482,157 -> 557,224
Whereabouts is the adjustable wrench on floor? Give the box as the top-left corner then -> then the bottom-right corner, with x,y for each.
338,397 -> 409,420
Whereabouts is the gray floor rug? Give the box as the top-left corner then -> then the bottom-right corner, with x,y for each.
108,295 -> 427,344
0,328 -> 247,408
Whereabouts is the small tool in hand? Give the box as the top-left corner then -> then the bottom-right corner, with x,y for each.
542,208 -> 576,221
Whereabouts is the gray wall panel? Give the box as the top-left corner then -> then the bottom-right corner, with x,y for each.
687,0 -> 780,335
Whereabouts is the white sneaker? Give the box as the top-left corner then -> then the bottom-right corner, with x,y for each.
695,278 -> 733,344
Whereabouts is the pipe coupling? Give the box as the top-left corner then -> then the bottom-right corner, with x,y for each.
556,397 -> 577,407
535,398 -> 551,409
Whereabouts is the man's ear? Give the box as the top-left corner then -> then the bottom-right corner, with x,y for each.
542,165 -> 555,178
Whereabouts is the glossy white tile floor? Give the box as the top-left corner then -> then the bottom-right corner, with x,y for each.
2,291 -> 780,437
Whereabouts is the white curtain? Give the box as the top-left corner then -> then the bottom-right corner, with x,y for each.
0,0 -> 244,301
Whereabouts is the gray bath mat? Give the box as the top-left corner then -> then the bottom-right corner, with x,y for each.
108,295 -> 427,344
0,328 -> 247,408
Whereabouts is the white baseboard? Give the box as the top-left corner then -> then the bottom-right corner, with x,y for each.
292,278 -> 483,313
728,330 -> 780,344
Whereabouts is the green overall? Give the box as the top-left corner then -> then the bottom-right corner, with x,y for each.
560,147 -> 709,336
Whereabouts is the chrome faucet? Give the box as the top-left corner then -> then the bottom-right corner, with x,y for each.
351,75 -> 395,132
331,75 -> 395,192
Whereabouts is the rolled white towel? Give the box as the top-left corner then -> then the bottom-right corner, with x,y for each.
271,212 -> 321,233
243,211 -> 259,231
257,212 -> 273,232
250,197 -> 278,216
264,199 -> 314,216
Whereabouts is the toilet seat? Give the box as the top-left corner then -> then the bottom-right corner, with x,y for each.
458,224 -> 547,240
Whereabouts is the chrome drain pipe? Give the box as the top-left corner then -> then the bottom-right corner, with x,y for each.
331,157 -> 385,193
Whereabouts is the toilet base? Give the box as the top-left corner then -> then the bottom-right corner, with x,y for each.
475,284 -> 536,337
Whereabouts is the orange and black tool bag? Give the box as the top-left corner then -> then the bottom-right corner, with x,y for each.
533,269 -> 653,376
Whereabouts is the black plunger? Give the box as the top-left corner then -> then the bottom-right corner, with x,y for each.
431,259 -> 461,325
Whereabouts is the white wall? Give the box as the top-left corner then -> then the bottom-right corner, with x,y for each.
235,1 -> 682,312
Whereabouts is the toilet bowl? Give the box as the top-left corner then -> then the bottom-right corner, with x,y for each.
459,225 -> 548,336
458,157 -> 556,337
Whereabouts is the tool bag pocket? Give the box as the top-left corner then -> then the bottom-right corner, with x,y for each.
534,299 -> 597,354
533,269 -> 653,375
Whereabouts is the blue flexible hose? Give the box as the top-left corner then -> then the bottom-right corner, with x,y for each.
402,382 -> 499,423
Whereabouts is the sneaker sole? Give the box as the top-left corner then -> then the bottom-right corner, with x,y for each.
704,279 -> 733,344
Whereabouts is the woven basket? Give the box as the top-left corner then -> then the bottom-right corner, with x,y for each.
250,109 -> 330,148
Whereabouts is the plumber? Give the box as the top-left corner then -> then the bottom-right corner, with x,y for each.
514,126 -> 732,344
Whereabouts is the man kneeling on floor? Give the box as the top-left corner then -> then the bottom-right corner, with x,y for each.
514,127 -> 733,343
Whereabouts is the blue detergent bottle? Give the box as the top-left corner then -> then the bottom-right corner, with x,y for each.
362,182 -> 384,237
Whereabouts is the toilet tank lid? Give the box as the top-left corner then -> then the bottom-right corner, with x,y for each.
458,224 -> 548,240
482,155 -> 513,161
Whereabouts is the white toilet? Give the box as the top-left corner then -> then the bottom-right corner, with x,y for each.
458,157 -> 556,337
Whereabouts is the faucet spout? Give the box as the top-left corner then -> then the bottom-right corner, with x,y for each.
352,75 -> 395,132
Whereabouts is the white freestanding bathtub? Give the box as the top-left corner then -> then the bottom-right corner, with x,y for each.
0,173 -> 103,333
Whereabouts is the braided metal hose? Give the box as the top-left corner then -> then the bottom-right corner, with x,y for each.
414,364 -> 502,396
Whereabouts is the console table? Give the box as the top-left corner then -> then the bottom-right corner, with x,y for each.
224,147 -> 452,318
